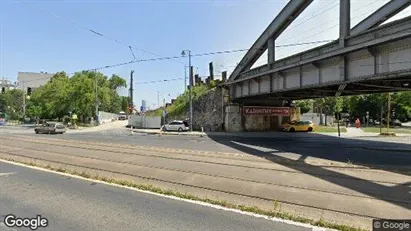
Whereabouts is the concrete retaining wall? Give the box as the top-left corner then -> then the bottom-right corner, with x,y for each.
129,115 -> 161,129
98,111 -> 118,125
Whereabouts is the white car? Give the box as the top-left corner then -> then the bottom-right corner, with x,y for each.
162,120 -> 189,132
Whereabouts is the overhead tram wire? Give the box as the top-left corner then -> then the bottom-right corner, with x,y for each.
277,0 -> 385,52
19,59 -> 411,86
13,40 -> 336,85
135,59 -> 411,85
13,0 -> 184,65
288,0 -> 337,27
222,39 -> 334,71
285,1 -> 339,31
67,40 -> 336,75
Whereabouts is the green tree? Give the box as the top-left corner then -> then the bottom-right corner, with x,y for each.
24,70 -> 127,122
314,97 -> 343,125
0,89 -> 24,120
108,74 -> 127,90
295,100 -> 312,114
121,96 -> 130,113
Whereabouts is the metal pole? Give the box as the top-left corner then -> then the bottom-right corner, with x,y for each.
366,111 -> 369,127
387,92 -> 391,133
380,105 -> 383,134
22,81 -> 26,119
130,70 -> 134,113
184,66 -> 187,93
337,113 -> 341,137
189,50 -> 193,132
94,69 -> 98,121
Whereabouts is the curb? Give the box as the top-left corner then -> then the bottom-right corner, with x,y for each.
132,129 -> 208,137
360,147 -> 411,153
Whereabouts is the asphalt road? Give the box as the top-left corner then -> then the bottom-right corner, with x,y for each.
1,125 -> 411,167
0,161 -> 314,231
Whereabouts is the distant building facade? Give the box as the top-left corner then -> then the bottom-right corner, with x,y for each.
141,100 -> 147,112
0,78 -> 17,92
17,72 -> 54,93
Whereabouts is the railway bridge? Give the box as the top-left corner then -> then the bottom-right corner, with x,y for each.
220,0 -> 411,132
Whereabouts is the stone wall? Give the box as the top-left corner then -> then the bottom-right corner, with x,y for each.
191,87 -> 228,131
165,87 -> 228,132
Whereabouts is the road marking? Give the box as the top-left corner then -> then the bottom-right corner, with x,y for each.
0,172 -> 16,177
0,159 -> 339,231
231,141 -> 279,152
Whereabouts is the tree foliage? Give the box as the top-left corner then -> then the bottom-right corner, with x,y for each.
0,89 -> 24,120
296,91 -> 411,122
295,100 -> 312,114
25,71 -> 126,122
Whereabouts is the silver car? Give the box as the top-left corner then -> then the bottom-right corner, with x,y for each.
35,122 -> 66,134
162,120 -> 189,132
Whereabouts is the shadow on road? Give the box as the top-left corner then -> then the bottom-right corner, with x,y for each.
206,132 -> 411,211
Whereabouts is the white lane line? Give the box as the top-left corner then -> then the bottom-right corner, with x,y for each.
0,159 -> 338,231
230,141 -> 279,152
0,172 -> 16,177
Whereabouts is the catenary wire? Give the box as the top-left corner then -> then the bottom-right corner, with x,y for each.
13,0 -> 185,65
16,59 -> 411,86
137,60 -> 411,85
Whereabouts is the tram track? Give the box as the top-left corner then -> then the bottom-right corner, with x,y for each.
3,135 -> 404,177
0,149 -> 390,221
2,134 -> 411,228
1,143 -> 409,204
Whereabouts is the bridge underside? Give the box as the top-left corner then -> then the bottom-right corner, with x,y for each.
229,18 -> 411,102
233,74 -> 410,102
225,0 -> 411,103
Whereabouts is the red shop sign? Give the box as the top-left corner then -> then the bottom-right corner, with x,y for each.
242,107 -> 290,116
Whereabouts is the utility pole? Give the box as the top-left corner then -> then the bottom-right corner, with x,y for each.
188,52 -> 193,132
22,81 -> 26,119
181,50 -> 193,132
387,92 -> 391,133
184,66 -> 187,93
129,70 -> 134,113
380,105 -> 383,134
94,69 -> 99,122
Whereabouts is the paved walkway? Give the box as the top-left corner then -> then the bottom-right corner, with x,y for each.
344,127 -> 365,137
68,120 -> 128,133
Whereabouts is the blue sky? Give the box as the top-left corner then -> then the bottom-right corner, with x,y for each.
1,0 -> 410,110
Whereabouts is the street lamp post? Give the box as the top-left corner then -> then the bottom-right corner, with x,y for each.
366,111 -> 369,127
94,69 -> 99,123
184,65 -> 187,93
22,81 -> 26,118
181,50 -> 193,132
387,92 -> 391,133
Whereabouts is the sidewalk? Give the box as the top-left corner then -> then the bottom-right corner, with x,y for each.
68,120 -> 129,133
131,128 -> 411,138
130,128 -> 296,138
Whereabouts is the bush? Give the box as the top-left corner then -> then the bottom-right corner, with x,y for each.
62,115 -> 71,125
